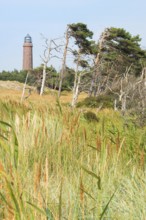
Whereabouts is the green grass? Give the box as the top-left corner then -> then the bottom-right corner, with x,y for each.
0,99 -> 146,219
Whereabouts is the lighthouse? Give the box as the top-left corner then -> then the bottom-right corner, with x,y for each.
23,34 -> 33,70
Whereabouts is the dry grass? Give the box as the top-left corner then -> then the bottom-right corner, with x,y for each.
0,87 -> 87,107
0,85 -> 146,219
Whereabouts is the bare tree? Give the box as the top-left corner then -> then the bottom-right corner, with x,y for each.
40,38 -> 52,96
106,65 -> 133,112
40,36 -> 63,96
134,67 -> 146,114
58,26 -> 70,97
89,28 -> 110,97
71,51 -> 81,107
107,65 -> 146,116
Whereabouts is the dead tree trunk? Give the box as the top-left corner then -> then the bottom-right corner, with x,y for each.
89,48 -> 100,97
71,51 -> 81,107
89,28 -> 109,97
137,67 -> 146,114
40,40 -> 52,96
21,71 -> 29,102
71,73 -> 81,108
58,27 -> 69,98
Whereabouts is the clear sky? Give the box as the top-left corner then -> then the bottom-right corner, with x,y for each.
0,0 -> 146,71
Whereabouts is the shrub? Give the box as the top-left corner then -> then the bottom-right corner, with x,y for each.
77,95 -> 114,108
83,111 -> 99,123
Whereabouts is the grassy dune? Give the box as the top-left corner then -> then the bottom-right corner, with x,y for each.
0,89 -> 146,219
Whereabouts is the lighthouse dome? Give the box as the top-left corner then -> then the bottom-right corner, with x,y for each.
24,34 -> 32,43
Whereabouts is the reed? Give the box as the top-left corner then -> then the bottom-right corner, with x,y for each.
0,97 -> 145,219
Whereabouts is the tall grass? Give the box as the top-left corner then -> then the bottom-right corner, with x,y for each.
0,99 -> 146,219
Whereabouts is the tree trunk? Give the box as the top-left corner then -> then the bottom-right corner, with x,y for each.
21,71 -> 29,102
71,73 -> 81,107
40,63 -> 47,95
58,27 -> 69,98
40,40 -> 52,96
89,29 -> 109,97
71,51 -> 80,107
89,54 -> 100,97
121,94 -> 126,113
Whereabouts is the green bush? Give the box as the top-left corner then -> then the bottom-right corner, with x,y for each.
83,111 -> 99,122
77,95 -> 114,108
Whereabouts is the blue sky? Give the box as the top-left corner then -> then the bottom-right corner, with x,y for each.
0,0 -> 146,71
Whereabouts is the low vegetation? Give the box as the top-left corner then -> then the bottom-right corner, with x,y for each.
0,92 -> 145,219
77,95 -> 114,109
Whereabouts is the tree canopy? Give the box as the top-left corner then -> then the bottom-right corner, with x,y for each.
99,27 -> 146,76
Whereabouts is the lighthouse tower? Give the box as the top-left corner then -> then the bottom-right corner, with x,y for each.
23,34 -> 33,70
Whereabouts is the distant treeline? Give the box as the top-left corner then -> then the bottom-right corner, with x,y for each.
0,66 -> 74,91
0,70 -> 28,83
